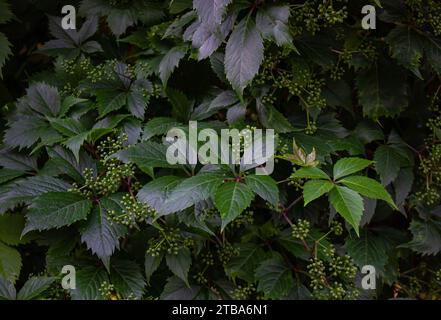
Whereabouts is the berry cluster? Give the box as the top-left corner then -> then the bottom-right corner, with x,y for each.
291,0 -> 348,36
407,0 -> 441,36
146,228 -> 194,257
108,193 -> 156,228
230,284 -> 256,300
99,281 -> 119,300
291,219 -> 310,240
218,242 -> 240,265
68,134 -> 134,198
307,246 -> 358,300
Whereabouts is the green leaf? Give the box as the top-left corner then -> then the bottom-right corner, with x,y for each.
166,88 -> 194,122
0,276 -> 16,300
145,253 -> 163,285
303,180 -> 334,206
402,219 -> 441,256
340,176 -> 397,209
25,82 -> 61,117
159,46 -> 187,86
256,5 -> 292,46
70,267 -> 108,300
96,90 -> 127,118
346,230 -> 390,276
193,0 -> 232,26
161,173 -> 223,215
214,181 -> 254,230
80,203 -> 126,270
0,242 -> 21,283
60,96 -> 88,116
256,99 -> 294,133
255,257 -> 294,299
0,32 -> 12,79
333,157 -> 373,180
0,169 -> 24,185
0,175 -> 71,215
0,1 -> 13,24
23,192 -> 92,234
328,186 -> 364,236
225,18 -> 264,95
355,60 -> 408,119
143,117 -> 181,140
160,276 -> 200,300
166,248 -> 191,286
17,276 -> 56,300
110,259 -> 145,299
137,176 -> 185,212
291,167 -> 330,180
0,214 -> 31,245
119,141 -> 178,169
4,117 -> 50,149
374,145 -> 405,186
48,118 -> 86,137
63,131 -> 89,163
225,243 -> 266,282
244,175 -> 279,207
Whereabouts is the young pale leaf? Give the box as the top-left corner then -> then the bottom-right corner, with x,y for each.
225,18 -> 263,95
303,180 -> 334,206
215,181 -> 254,230
17,276 -> 56,300
244,175 -> 279,207
333,157 -> 373,180
23,192 -> 92,234
291,167 -> 330,180
255,257 -> 294,299
0,242 -> 21,283
165,248 -> 192,286
339,176 -> 397,209
328,186 -> 364,236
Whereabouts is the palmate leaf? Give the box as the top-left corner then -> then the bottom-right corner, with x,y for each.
255,256 -> 294,299
193,0 -> 232,26
160,173 -> 224,215
0,214 -> 31,246
355,59 -> 408,119
0,175 -> 71,215
225,18 -> 264,95
0,242 -> 21,283
256,5 -> 292,46
137,176 -> 185,212
145,252 -> 163,285
4,116 -> 51,150
70,267 -> 108,300
159,46 -> 187,86
340,176 -> 397,209
374,145 -> 408,186
80,201 -> 127,270
160,276 -> 200,300
291,167 -> 330,180
333,157 -> 373,180
244,175 -> 279,207
23,192 -> 93,234
110,258 -> 145,299
17,276 -> 56,300
0,276 -> 16,300
328,186 -> 364,236
0,32 -> 12,79
166,248 -> 191,285
402,219 -> 441,256
214,181 -> 254,230
303,180 -> 334,206
225,243 -> 266,283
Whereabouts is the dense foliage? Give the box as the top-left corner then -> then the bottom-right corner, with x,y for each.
1,0 -> 441,300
